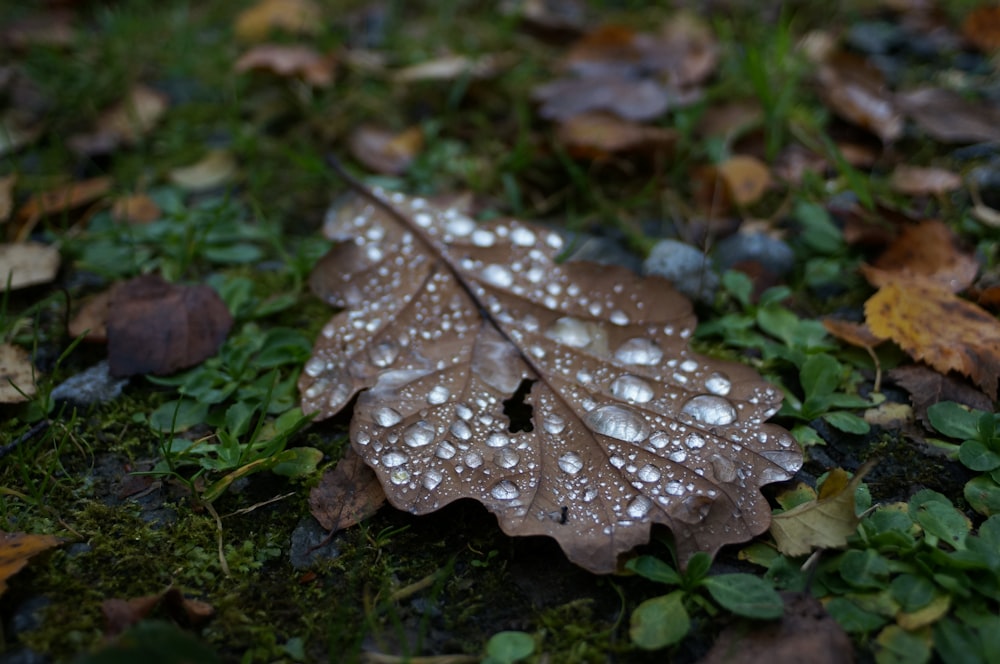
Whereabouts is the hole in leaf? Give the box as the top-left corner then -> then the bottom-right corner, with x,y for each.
503,379 -> 535,433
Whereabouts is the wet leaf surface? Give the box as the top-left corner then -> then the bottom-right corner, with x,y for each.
300,185 -> 800,573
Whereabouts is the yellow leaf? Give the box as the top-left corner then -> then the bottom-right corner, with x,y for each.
0,531 -> 62,596
865,281 -> 1000,399
770,462 -> 874,557
234,0 -> 320,42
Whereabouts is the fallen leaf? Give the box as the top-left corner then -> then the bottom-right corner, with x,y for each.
110,193 -> 162,224
0,242 -> 60,291
69,84 -> 169,155
68,287 -> 113,342
14,176 -> 113,240
300,184 -> 800,573
168,150 -> 238,192
699,591 -> 853,664
392,54 -> 510,83
533,15 -> 715,122
822,319 -> 884,349
897,87 -> 1000,144
234,44 -> 335,87
861,220 -> 979,293
508,0 -> 587,40
817,52 -> 902,143
865,281 -> 1000,398
0,174 -> 15,223
102,587 -> 214,638
234,0 -> 320,42
697,100 -> 763,140
770,462 -> 873,557
714,155 -> 773,207
309,447 -> 387,532
889,365 -> 994,427
0,531 -> 62,595
107,274 -> 233,377
554,112 -> 677,158
347,125 -> 423,175
962,6 -> 1000,53
888,165 -> 962,196
0,343 -> 38,403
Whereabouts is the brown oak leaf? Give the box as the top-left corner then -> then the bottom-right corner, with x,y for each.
299,180 -> 800,573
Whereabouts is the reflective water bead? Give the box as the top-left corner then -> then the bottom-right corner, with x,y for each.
449,420 -> 473,440
435,441 -> 457,459
681,395 -> 737,426
422,469 -> 443,490
427,385 -> 451,405
637,464 -> 661,482
382,451 -> 408,468
626,495 -> 652,518
585,405 -> 649,443
614,338 -> 663,366
486,432 -> 510,448
481,264 -> 514,288
610,375 -> 655,404
494,448 -> 520,469
403,420 -> 436,448
705,372 -> 732,396
491,480 -> 520,500
372,406 -> 403,427
558,452 -> 584,474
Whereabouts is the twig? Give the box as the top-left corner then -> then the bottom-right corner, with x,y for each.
0,420 -> 51,460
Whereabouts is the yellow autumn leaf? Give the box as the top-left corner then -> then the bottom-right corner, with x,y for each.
865,281 -> 1000,399
0,531 -> 62,596
770,462 -> 873,557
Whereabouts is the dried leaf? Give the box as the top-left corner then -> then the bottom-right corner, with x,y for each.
865,281 -> 1000,399
309,447 -> 387,532
0,531 -> 62,595
770,463 -> 873,557
699,592 -> 853,664
509,0 -> 587,39
102,587 -> 214,638
0,242 -> 60,291
554,112 -> 677,158
300,186 -> 800,573
962,6 -> 1000,53
897,87 -> 1000,144
107,275 -> 233,378
168,150 -> 238,192
533,75 -> 674,122
888,365 -> 993,427
68,287 -> 113,342
0,343 -> 37,403
110,193 -> 162,224
69,84 -> 168,155
888,165 -> 962,196
14,176 -> 113,239
817,52 -> 902,143
347,125 -> 424,176
0,174 -> 16,223
234,45 -> 335,87
861,220 -> 979,293
234,0 -> 320,42
823,319 -> 884,349
714,155 -> 773,207
392,54 -> 509,83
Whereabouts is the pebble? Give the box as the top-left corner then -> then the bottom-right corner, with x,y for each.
642,239 -> 719,303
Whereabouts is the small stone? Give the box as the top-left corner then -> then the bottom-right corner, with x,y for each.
643,239 -> 719,303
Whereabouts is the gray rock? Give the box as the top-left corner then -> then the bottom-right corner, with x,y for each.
289,517 -> 339,569
713,232 -> 795,276
643,239 -> 719,303
50,360 -> 127,406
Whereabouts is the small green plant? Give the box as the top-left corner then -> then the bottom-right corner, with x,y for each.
927,401 -> 1000,517
482,631 -> 535,664
747,488 -> 1000,664
626,550 -> 783,650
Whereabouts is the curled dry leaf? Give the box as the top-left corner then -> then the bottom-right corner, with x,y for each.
392,54 -> 510,83
861,219 -> 979,293
14,176 -> 113,240
234,0 -> 320,42
817,52 -> 902,143
347,125 -> 423,176
234,44 -> 335,87
888,165 -> 961,196
865,281 -> 1000,399
110,193 -> 162,224
300,183 -> 801,573
888,365 -> 994,427
107,274 -> 233,378
0,343 -> 37,404
0,242 -> 59,291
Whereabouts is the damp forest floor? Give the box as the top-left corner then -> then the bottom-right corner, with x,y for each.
2,2 -> 1000,664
